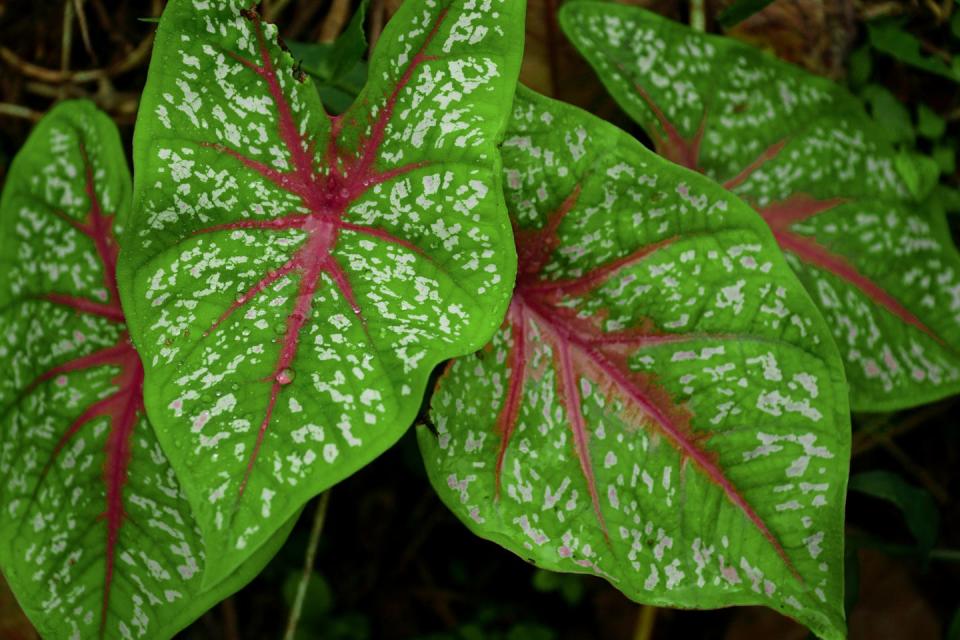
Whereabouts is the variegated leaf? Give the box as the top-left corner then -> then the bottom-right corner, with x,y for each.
419,87 -> 850,640
560,2 -> 960,410
0,101 -> 295,640
117,0 -> 525,586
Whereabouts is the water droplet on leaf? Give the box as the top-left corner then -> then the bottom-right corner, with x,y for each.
276,368 -> 295,385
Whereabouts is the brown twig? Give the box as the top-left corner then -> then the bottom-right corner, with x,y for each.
919,38 -> 953,64
369,0 -> 386,52
221,597 -> 240,640
61,0 -> 74,75
633,605 -> 658,640
73,0 -> 98,62
0,103 -> 43,122
878,436 -> 951,504
264,0 -> 294,23
1,34 -> 153,84
858,1 -> 905,19
852,398 -> 957,456
283,492 -> 332,640
24,81 -> 87,99
285,0 -> 326,40
319,0 -> 353,43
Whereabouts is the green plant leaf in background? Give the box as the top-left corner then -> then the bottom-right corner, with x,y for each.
716,0 -> 776,28
916,104 -> 946,140
860,85 -> 914,146
893,151 -> 940,202
848,470 -> 939,557
118,0 -> 525,588
0,101 -> 296,640
867,19 -> 960,84
846,45 -> 872,91
419,87 -> 850,640
531,569 -> 585,605
560,1 -> 960,411
287,0 -> 370,115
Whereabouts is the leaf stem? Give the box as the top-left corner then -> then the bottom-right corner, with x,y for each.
689,0 -> 706,32
633,605 -> 658,640
283,491 -> 332,640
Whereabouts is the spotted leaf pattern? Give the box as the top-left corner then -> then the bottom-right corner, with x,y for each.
117,0 -> 524,586
559,2 -> 960,410
0,101 -> 296,640
419,88 -> 850,640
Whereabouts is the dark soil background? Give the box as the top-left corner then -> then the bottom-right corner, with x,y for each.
1,0 -> 959,638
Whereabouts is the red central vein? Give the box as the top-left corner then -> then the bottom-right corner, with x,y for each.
760,195 -> 948,345
632,80 -> 951,349
772,224 -> 945,343
18,143 -> 143,637
44,146 -> 122,323
554,323 -> 610,542
722,139 -> 787,191
494,187 -> 801,579
631,80 -> 705,169
197,8 -> 450,505
25,339 -> 143,638
532,297 -> 801,580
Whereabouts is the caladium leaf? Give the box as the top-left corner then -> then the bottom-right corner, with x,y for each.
418,87 -> 850,640
560,2 -> 960,410
118,0 -> 525,586
0,101 -> 296,640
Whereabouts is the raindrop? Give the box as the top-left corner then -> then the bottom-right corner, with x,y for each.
276,368 -> 296,385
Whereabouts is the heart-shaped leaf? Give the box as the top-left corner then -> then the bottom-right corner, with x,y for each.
0,101 -> 295,640
117,0 -> 525,586
560,2 -> 960,410
418,87 -> 850,640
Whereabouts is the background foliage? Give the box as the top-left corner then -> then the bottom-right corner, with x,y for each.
0,0 -> 958,638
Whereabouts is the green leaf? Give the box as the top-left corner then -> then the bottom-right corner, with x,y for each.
506,623 -> 556,640
952,11 -> 960,40
847,45 -> 872,90
289,42 -> 367,115
894,151 -> 940,201
932,143 -> 956,175
866,19 -> 960,83
916,104 -> 946,139
531,569 -> 584,605
929,185 -> 960,217
419,87 -> 851,640
717,0 -> 776,28
847,471 -> 939,556
286,39 -> 369,114
861,84 -> 914,145
0,100 -> 297,639
118,0 -> 526,589
282,571 -> 333,622
286,0 -> 371,114
561,1 -> 960,410
326,0 -> 370,81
